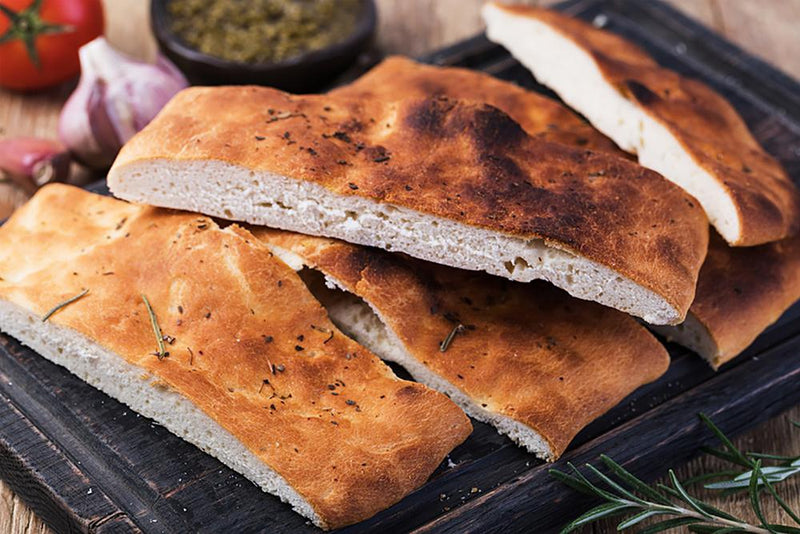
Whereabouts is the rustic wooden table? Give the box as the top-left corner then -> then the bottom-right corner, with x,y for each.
1,1 -> 800,532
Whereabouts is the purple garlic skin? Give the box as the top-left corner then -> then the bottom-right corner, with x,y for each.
58,37 -> 189,169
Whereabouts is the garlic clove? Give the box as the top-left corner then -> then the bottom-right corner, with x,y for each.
58,37 -> 188,169
0,137 -> 71,194
59,77 -> 118,169
87,79 -> 124,161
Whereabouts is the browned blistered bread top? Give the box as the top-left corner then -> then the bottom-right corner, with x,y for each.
493,4 -> 800,246
112,84 -> 708,321
0,184 -> 471,530
253,228 -> 670,459
689,232 -> 800,368
330,56 -> 624,155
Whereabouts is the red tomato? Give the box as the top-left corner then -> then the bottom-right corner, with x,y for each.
0,0 -> 104,91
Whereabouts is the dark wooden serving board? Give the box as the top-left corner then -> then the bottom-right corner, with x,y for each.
3,0 -> 800,532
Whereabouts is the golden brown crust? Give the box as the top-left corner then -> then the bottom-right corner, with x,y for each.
111,84 -> 708,320
330,56 -> 624,155
336,57 -> 799,368
688,232 -> 800,368
494,4 -> 800,246
0,184 -> 472,529
253,228 -> 670,458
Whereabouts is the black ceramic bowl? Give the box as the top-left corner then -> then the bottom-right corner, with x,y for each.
150,0 -> 376,92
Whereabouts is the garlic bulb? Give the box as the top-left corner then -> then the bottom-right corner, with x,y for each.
58,37 -> 188,169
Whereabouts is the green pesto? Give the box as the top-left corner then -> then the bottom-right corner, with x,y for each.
168,0 -> 361,64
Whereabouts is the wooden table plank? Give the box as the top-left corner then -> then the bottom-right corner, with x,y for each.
1,1 -> 799,533
709,0 -> 800,81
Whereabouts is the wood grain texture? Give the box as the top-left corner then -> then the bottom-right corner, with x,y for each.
1,1 -> 800,533
0,485 -> 49,534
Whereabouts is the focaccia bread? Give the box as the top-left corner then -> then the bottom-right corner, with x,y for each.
107,82 -> 708,325
329,56 -> 623,155
653,232 -> 800,368
483,3 -> 800,246
0,184 -> 472,530
253,228 -> 670,460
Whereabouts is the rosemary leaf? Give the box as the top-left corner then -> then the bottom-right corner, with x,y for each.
439,323 -> 465,352
600,455 -> 673,506
42,288 -> 89,322
616,509 -> 673,529
548,468 -> 597,497
702,445 -> 754,468
584,463 -> 647,505
669,470 -> 713,519
705,478 -> 753,491
750,460 -> 779,534
685,470 -> 744,488
761,466 -> 800,481
141,294 -> 168,359
558,502 -> 634,534
567,462 -> 621,503
700,413 -> 754,468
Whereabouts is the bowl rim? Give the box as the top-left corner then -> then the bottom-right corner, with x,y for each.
150,0 -> 377,72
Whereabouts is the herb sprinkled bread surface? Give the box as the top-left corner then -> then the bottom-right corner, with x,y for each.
254,227 -> 670,461
0,184 -> 472,530
108,74 -> 708,325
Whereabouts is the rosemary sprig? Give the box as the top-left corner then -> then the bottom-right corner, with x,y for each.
141,294 -> 168,360
551,415 -> 800,534
42,288 -> 89,322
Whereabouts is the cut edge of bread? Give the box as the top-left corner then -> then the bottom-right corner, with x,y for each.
650,313 -> 721,369
108,160 -> 682,325
268,244 -> 557,461
482,3 -> 741,245
0,299 -> 325,529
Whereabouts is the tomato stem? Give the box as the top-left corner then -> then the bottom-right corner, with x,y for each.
0,0 -> 74,69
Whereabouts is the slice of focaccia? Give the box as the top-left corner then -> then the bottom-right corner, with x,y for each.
344,56 -> 798,369
107,81 -> 708,325
253,228 -> 670,461
0,184 -> 472,530
483,3 -> 800,246
653,232 -> 800,368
